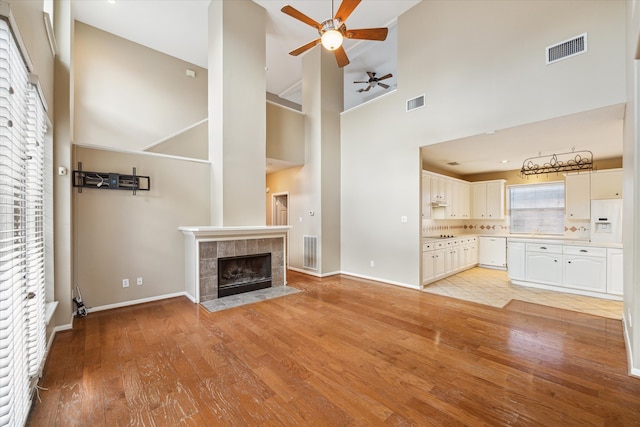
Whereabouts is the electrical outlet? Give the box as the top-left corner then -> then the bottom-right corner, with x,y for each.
122,278 -> 129,288
370,260 -> 375,267
401,216 -> 408,223
137,277 -> 143,286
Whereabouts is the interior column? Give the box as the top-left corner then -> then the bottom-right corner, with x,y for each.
301,47 -> 343,274
208,0 -> 266,226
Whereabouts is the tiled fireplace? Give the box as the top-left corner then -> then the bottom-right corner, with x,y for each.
179,226 -> 289,303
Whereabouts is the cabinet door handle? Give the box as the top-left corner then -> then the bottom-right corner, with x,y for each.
579,249 -> 588,253
568,261 -> 572,264
540,246 -> 547,250
554,259 -> 557,262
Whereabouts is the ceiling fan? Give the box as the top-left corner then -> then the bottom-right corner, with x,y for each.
354,71 -> 392,92
281,0 -> 389,68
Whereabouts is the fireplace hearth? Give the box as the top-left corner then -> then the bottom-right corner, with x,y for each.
217,253 -> 272,298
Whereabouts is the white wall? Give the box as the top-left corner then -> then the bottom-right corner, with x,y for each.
340,0 -> 626,288
624,0 -> 640,376
74,22 -> 208,151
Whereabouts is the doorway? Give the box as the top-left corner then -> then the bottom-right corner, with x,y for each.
272,193 -> 289,266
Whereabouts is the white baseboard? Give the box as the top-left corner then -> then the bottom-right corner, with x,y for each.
88,292 -> 189,313
288,266 -> 339,277
287,267 -> 419,290
338,271 -> 420,290
623,312 -> 640,378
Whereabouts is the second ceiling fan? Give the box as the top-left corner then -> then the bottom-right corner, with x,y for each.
281,0 -> 388,68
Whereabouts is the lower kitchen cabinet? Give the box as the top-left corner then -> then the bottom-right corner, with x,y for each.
508,238 -> 622,300
422,237 -> 477,286
563,246 -> 606,292
422,251 -> 435,283
563,255 -> 606,292
607,248 -> 623,295
507,241 -> 525,281
526,252 -> 562,285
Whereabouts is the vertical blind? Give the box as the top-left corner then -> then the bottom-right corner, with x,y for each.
0,17 -> 47,427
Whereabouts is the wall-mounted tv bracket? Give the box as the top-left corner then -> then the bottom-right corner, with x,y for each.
73,162 -> 150,195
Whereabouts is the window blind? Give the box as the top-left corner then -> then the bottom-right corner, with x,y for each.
509,182 -> 565,235
0,16 -> 47,427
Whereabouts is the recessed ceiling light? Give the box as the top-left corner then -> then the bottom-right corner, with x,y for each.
106,0 -> 116,4
485,130 -> 496,135
500,160 -> 508,163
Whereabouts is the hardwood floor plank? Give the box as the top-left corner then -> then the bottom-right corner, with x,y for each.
27,272 -> 640,426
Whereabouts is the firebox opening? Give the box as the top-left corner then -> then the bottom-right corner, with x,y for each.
218,253 -> 272,298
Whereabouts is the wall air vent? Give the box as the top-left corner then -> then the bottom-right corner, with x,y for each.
303,235 -> 318,270
546,33 -> 587,65
406,94 -> 425,112
447,162 -> 460,166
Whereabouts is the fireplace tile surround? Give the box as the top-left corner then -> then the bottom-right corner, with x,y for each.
199,238 -> 284,302
179,226 -> 290,303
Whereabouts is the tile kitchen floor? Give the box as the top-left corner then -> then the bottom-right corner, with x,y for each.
423,267 -> 623,320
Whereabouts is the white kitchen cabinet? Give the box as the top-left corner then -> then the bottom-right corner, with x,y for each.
563,246 -> 607,292
434,248 -> 446,278
458,182 -> 471,219
565,173 -> 590,219
431,176 -> 446,204
525,243 -> 563,285
421,172 -> 431,219
472,180 -> 505,219
471,183 -> 486,219
479,236 -> 507,269
526,252 -> 562,285
607,248 -> 623,295
422,251 -> 435,284
591,169 -> 622,199
507,241 -> 526,281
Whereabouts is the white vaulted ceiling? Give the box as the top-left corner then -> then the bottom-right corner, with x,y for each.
73,0 -> 421,110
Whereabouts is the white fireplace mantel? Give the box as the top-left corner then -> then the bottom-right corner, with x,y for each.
179,226 -> 291,303
179,225 -> 291,239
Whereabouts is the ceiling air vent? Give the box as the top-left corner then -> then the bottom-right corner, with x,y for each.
406,94 -> 425,112
546,33 -> 587,65
447,162 -> 460,166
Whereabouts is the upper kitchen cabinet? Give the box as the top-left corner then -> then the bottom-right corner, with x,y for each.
472,180 -> 505,220
447,180 -> 471,219
591,169 -> 622,199
565,172 -> 590,219
421,172 -> 431,219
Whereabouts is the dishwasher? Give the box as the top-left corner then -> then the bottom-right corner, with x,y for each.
478,236 -> 507,269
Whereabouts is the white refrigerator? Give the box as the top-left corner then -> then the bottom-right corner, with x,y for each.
590,199 -> 622,243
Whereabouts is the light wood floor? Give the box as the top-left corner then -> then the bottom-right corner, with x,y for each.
28,271 -> 640,426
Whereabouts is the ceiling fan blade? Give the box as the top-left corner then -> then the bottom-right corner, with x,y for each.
289,39 -> 321,56
367,71 -> 375,79
335,0 -> 361,23
378,82 -> 390,89
362,85 -> 372,92
357,88 -> 365,93
281,5 -> 321,30
353,81 -> 369,84
377,73 -> 393,81
334,45 -> 350,68
345,28 -> 389,41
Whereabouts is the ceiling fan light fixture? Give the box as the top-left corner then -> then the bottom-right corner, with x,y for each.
321,27 -> 343,51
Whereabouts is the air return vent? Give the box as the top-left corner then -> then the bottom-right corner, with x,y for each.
406,94 -> 425,112
303,235 -> 318,270
546,33 -> 587,64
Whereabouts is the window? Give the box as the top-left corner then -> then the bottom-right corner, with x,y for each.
509,182 -> 565,235
0,16 -> 47,426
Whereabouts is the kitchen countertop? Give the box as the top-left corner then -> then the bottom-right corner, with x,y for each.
422,233 -> 622,248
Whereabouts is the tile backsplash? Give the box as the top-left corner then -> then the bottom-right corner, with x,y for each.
422,218 -> 590,239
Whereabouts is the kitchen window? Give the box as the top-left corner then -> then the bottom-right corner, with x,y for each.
509,182 -> 565,235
